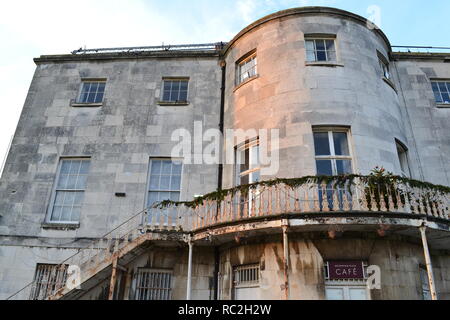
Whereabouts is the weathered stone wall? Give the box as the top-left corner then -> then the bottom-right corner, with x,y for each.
222,13 -> 415,188
0,56 -> 221,298
78,246 -> 215,300
219,237 -> 450,300
392,58 -> 450,186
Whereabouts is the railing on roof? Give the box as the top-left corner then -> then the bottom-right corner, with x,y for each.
392,46 -> 450,54
71,42 -> 227,55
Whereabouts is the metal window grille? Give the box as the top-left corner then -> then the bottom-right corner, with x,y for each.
30,264 -> 68,300
162,80 -> 189,102
237,55 -> 257,85
306,39 -> 336,62
49,159 -> 91,223
233,264 -> 260,288
77,81 -> 106,104
135,269 -> 173,300
431,81 -> 450,104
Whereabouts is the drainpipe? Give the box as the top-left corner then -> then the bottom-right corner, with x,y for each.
213,247 -> 220,300
186,237 -> 194,300
213,59 -> 226,301
282,221 -> 290,300
419,223 -> 438,300
217,59 -> 226,191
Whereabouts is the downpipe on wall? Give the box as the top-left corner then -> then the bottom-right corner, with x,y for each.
419,222 -> 438,300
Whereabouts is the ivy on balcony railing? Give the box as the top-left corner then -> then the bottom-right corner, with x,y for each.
154,168 -> 450,216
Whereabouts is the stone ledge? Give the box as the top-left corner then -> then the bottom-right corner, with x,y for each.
157,101 -> 190,107
41,223 -> 80,230
305,61 -> 344,67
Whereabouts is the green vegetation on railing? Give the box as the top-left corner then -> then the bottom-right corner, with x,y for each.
154,167 -> 450,211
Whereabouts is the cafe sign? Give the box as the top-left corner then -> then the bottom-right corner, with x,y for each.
328,261 -> 365,280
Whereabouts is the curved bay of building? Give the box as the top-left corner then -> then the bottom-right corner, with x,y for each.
0,7 -> 449,301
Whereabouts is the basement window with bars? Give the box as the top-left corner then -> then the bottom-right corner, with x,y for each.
161,78 -> 189,103
134,269 -> 173,300
431,80 -> 450,105
76,80 -> 106,104
233,264 -> 260,288
30,264 -> 68,300
48,158 -> 91,224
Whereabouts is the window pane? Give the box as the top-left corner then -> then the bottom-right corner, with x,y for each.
161,161 -> 172,175
150,175 -> 160,190
316,51 -> 327,61
314,133 -> 331,156
65,175 -> 77,189
442,93 -> 450,103
163,91 -> 171,101
327,51 -> 336,62
305,40 -> 315,51
179,90 -> 188,101
170,192 -> 180,202
171,81 -> 180,91
336,160 -> 353,175
316,160 -> 333,175
170,176 -> 181,190
94,92 -> 104,103
51,206 -> 62,221
69,161 -> 81,174
180,81 -> 188,90
333,132 -> 350,156
151,160 -> 162,175
75,175 -> 87,189
315,40 -> 325,51
61,207 -> 73,222
306,50 -> 316,62
57,175 -> 68,189
431,82 -> 439,92
438,82 -> 447,91
159,192 -> 171,201
160,176 -> 171,190
434,91 -> 443,103
325,40 -> 335,51
148,192 -> 159,207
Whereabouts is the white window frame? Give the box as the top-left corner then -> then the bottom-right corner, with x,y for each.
235,140 -> 261,186
395,140 -> 411,178
313,128 -> 354,176
431,80 -> 450,105
160,78 -> 190,103
145,158 -> 183,208
133,268 -> 173,301
46,158 -> 91,224
76,79 -> 106,104
305,37 -> 337,62
236,52 -> 257,85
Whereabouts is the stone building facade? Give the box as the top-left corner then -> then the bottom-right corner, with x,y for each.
0,7 -> 449,300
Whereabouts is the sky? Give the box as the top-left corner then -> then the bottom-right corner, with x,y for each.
0,0 -> 449,175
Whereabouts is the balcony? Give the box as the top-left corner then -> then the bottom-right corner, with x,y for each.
146,175 -> 450,235
7,174 -> 449,300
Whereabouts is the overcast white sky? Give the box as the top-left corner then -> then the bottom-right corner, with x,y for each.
0,0 -> 449,175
